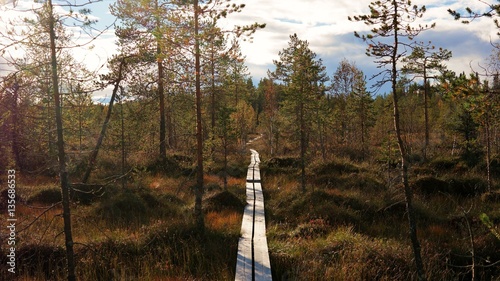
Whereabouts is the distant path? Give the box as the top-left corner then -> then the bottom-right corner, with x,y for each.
235,149 -> 272,281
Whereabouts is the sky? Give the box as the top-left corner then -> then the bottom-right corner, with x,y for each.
1,0 -> 499,98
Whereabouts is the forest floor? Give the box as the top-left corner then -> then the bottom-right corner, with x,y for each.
1,134 -> 500,280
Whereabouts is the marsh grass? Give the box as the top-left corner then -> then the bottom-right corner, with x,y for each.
2,154 -> 499,280
0,170 -> 244,280
264,157 -> 500,280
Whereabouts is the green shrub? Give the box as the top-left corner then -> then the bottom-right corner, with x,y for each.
262,157 -> 301,175
270,190 -> 361,226
146,156 -> 182,176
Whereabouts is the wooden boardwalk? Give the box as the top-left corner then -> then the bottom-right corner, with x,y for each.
235,149 -> 272,281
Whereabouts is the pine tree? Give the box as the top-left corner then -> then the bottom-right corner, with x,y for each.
269,33 -> 328,192
330,59 -> 373,159
111,0 -> 179,160
350,1 -> 435,279
1,1 -> 109,279
449,1 -> 500,35
402,44 -> 452,159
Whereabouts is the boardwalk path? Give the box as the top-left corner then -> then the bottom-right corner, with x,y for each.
235,149 -> 272,281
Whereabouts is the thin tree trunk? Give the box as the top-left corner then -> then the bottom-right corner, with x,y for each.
464,212 -> 476,281
223,136 -> 228,191
360,91 -> 366,160
166,97 -> 174,148
10,80 -> 21,170
47,87 -> 55,157
156,0 -> 167,160
48,2 -> 75,280
423,72 -> 429,161
486,114 -> 492,193
392,3 -> 425,280
120,87 -> 126,189
211,46 -> 216,132
194,0 -> 205,231
300,96 -> 306,193
158,56 -> 166,159
81,59 -> 125,184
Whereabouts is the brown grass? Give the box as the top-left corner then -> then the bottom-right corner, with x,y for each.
206,210 -> 242,233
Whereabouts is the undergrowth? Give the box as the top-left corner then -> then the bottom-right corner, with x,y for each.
1,153 -> 499,280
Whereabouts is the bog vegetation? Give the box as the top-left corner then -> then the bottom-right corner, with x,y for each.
0,0 -> 499,280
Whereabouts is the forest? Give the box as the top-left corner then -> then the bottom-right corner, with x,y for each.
0,0 -> 499,280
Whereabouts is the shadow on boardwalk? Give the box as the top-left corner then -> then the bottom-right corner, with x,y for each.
235,149 -> 272,281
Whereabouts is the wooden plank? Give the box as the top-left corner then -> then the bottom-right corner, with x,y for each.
254,236 -> 272,281
235,149 -> 272,281
235,237 -> 253,281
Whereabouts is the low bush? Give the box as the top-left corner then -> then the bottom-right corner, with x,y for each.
202,190 -> 245,212
95,189 -> 148,226
27,187 -> 61,205
311,160 -> 360,176
413,176 -> 449,196
0,244 -> 66,280
447,176 -> 487,197
264,157 -> 300,169
94,188 -> 183,227
429,156 -> 459,171
70,184 -> 105,205
146,156 -> 182,176
262,157 -> 301,175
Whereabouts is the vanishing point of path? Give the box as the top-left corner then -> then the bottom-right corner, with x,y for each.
235,148 -> 272,281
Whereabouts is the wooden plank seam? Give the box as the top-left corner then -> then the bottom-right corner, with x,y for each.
235,150 -> 272,281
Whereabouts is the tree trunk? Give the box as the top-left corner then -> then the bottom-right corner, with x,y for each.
223,136 -> 228,191
156,0 -> 167,160
81,59 -> 125,184
120,87 -> 127,189
391,3 -> 425,280
158,55 -> 166,159
194,0 -> 205,231
423,71 -> 429,161
48,2 -> 76,280
166,97 -> 174,148
300,96 -> 306,193
486,114 -> 492,193
10,81 -> 21,170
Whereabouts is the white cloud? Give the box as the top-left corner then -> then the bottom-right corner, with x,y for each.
2,0 -> 499,94
224,0 -> 499,90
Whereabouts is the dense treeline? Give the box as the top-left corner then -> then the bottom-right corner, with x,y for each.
3,44 -> 499,185
1,1 -> 499,193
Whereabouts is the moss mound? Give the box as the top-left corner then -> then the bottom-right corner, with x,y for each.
203,190 -> 245,212
27,188 -> 61,205
413,176 -> 449,196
